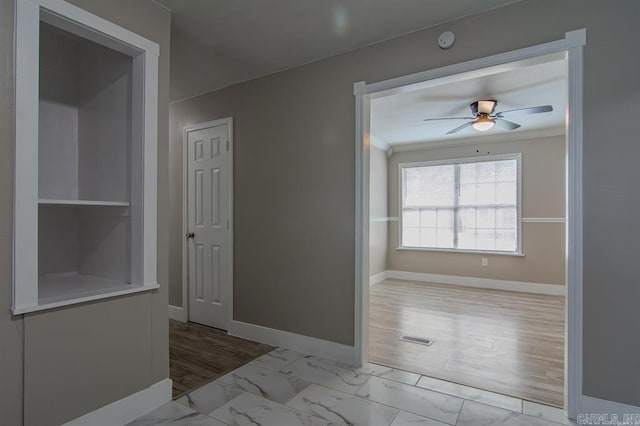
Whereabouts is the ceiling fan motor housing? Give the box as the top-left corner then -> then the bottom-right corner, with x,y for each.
471,100 -> 497,116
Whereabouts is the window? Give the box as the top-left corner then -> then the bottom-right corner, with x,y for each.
400,155 -> 520,253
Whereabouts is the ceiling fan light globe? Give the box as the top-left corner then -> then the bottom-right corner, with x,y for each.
472,115 -> 495,131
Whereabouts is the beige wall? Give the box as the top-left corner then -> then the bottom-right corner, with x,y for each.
387,135 -> 566,285
369,146 -> 388,276
168,0 -> 640,406
0,0 -> 171,424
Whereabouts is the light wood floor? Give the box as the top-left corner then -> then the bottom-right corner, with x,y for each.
369,279 -> 565,407
169,320 -> 274,398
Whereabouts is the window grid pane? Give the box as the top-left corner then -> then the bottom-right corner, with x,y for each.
402,159 -> 518,252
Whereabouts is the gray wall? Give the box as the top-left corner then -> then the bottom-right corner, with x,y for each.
0,0 -> 171,424
387,135 -> 566,285
168,0 -> 640,406
369,146 -> 388,276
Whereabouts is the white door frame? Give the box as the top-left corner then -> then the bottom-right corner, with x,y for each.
354,29 -> 585,418
182,117 -> 234,329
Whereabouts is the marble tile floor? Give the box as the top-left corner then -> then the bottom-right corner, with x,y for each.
129,347 -> 576,426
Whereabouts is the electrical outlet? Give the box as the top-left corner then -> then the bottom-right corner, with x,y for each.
481,257 -> 488,267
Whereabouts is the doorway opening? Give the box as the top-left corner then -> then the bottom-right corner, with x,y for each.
170,117 -> 271,398
354,30 -> 585,419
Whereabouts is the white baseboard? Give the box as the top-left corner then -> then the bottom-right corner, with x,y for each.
386,270 -> 566,296
168,304 -> 187,322
369,271 -> 387,286
64,378 -> 172,426
581,395 -> 640,417
228,320 -> 357,366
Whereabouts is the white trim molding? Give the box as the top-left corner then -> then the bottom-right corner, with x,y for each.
355,28 -> 586,418
388,127 -> 565,153
168,305 -> 187,322
354,80 -> 369,367
228,320 -> 357,366
63,379 -> 172,426
369,271 -> 388,286
566,28 -> 585,421
581,396 -> 640,418
522,217 -> 566,223
38,0 -> 159,56
385,270 -> 565,296
370,216 -> 399,222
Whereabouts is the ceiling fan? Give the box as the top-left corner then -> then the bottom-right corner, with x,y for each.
423,100 -> 553,135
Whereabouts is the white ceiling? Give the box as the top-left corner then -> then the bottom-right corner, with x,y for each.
156,0 -> 518,101
370,58 -> 567,150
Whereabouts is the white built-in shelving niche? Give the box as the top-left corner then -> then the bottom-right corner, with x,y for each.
13,0 -> 159,314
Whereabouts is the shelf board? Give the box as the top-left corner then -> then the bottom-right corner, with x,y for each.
38,199 -> 130,207
38,272 -> 132,303
10,273 -> 159,314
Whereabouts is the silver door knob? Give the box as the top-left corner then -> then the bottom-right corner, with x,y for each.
185,232 -> 195,239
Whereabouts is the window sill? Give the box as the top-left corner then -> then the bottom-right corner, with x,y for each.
396,247 -> 525,257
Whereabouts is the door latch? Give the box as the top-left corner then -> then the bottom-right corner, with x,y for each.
185,232 -> 195,239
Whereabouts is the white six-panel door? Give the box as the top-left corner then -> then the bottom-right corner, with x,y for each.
186,121 -> 231,329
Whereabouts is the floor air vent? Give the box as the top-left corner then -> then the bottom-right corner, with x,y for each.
399,335 -> 433,346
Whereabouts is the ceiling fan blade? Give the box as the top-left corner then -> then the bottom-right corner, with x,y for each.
495,105 -> 553,117
423,116 -> 475,122
446,121 -> 473,135
494,118 -> 521,131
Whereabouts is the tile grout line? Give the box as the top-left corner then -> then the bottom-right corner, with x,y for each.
279,357 -> 493,423
302,350 -> 559,418
352,376 -> 462,424
159,349 -> 570,426
454,399 -> 468,425
214,348 -> 564,425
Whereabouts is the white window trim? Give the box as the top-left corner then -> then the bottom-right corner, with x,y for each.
397,153 -> 523,255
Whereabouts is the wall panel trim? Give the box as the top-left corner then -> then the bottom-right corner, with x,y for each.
384,270 -> 565,295
168,305 -> 187,322
64,379 -> 172,426
228,320 -> 357,365
369,271 -> 388,286
522,217 -> 565,223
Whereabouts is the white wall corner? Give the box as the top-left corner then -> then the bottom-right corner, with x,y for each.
168,305 -> 187,322
581,395 -> 640,418
369,271 -> 387,286
228,320 -> 357,366
64,378 -> 172,426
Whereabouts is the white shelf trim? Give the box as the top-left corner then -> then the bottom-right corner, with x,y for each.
38,199 -> 130,206
13,283 -> 159,315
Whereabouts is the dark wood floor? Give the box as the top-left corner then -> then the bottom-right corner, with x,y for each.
169,320 -> 274,398
369,280 -> 565,407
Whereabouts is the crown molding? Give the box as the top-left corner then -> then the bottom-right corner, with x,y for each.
386,127 -> 564,155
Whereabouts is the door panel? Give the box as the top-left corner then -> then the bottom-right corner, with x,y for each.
187,123 -> 231,329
